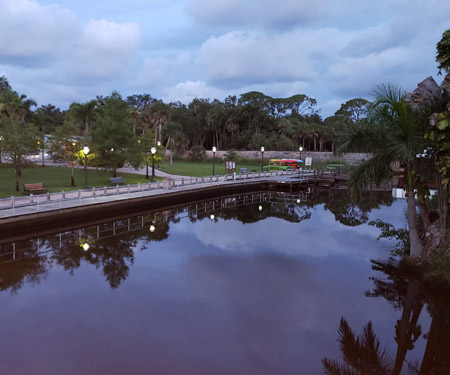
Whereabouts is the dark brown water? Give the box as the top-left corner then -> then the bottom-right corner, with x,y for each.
1,191 -> 449,375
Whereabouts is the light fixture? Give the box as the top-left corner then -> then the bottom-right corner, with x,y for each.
82,243 -> 90,251
83,146 -> 90,189
149,224 -> 155,232
210,214 -> 215,220
258,205 -> 263,211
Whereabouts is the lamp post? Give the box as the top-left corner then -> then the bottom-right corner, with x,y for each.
0,135 -> 3,163
299,146 -> 303,160
261,146 -> 265,172
212,146 -> 216,176
151,146 -> 156,182
70,141 -> 77,187
83,146 -> 90,189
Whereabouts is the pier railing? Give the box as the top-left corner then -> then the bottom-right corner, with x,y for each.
0,169 -> 318,218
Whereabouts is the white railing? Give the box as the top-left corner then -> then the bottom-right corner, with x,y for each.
0,169 -> 316,218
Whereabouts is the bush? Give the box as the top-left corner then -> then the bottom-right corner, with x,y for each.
189,145 -> 206,161
223,149 -> 238,162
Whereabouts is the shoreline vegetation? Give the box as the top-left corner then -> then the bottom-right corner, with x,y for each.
1,30 -> 450,287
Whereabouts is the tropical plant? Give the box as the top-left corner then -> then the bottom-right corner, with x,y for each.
338,84 -> 425,257
69,100 -> 98,135
322,318 -> 392,375
436,29 -> 450,74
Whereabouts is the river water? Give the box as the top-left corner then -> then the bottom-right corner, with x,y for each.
0,190 -> 449,374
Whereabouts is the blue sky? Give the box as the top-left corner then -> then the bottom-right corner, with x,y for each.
1,0 -> 448,117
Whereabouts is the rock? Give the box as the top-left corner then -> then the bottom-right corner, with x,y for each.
406,76 -> 442,111
442,73 -> 450,100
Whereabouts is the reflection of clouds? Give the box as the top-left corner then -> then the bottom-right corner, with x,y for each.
174,202 -> 403,260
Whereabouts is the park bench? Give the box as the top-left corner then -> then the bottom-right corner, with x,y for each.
109,177 -> 125,185
239,168 -> 248,173
327,164 -> 346,173
23,183 -> 48,195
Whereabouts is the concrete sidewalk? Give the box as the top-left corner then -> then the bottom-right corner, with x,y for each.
33,161 -> 191,180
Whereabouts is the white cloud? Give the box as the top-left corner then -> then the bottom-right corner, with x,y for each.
0,0 -> 79,62
196,30 -> 320,84
71,19 -> 141,80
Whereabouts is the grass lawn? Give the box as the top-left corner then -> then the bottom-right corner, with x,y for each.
159,159 -> 264,177
159,158 -> 349,176
0,165 -> 158,198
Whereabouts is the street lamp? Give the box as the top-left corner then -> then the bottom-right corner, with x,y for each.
0,135 -> 3,163
261,146 -> 265,172
83,146 -> 90,189
212,146 -> 217,176
299,146 -> 303,160
149,224 -> 155,233
151,146 -> 156,182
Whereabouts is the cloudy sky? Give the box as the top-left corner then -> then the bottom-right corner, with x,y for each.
1,0 -> 448,117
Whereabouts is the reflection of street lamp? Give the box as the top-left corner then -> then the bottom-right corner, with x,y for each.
260,146 -> 265,172
212,146 -> 216,176
82,242 -> 90,251
151,146 -> 156,182
83,146 -> 90,189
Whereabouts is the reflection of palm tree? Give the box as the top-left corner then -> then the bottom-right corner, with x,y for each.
322,318 -> 392,375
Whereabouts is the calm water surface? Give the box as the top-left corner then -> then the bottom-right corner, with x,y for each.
0,191 -> 449,374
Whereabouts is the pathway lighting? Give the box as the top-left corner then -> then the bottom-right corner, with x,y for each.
151,147 -> 156,182
261,146 -> 265,172
212,146 -> 217,176
83,146 -> 90,189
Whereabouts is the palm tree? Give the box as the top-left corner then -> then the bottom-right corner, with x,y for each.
322,318 -> 392,375
69,100 -> 98,136
339,84 -> 425,257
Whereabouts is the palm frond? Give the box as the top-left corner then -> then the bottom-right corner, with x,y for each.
349,153 -> 393,194
336,125 -> 385,155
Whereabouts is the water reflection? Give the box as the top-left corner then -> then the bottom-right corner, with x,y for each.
323,261 -> 450,375
0,189 -> 394,293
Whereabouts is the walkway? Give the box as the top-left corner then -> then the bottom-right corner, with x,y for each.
0,170 -> 315,222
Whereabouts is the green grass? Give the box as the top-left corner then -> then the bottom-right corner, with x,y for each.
159,158 -> 350,176
0,165 -> 158,198
159,160 -> 264,177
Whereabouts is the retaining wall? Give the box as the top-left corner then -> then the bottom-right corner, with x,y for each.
201,151 -> 371,166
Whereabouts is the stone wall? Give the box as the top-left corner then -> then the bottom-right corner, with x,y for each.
200,150 -> 371,166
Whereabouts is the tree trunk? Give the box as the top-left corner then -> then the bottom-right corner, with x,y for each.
406,165 -> 424,257
417,201 -> 431,229
15,167 -> 20,192
70,163 -> 75,187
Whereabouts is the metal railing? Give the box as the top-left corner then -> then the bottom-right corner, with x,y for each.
0,169 -> 317,218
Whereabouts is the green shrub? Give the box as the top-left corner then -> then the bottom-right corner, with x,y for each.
189,145 -> 206,161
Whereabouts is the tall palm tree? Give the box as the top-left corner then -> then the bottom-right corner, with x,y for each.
339,84 -> 425,257
69,100 -> 98,136
322,318 -> 392,375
